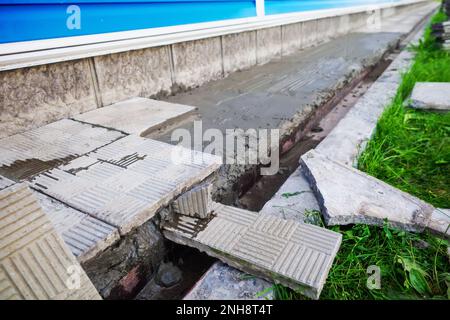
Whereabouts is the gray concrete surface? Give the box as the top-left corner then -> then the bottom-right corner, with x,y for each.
409,82 -> 450,111
164,203 -> 342,299
74,97 -> 197,136
0,183 -> 101,300
173,183 -> 213,219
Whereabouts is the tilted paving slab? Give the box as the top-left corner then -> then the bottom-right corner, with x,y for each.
259,166 -> 320,223
30,135 -> 222,235
184,261 -> 274,300
0,183 -> 101,300
301,150 -> 434,232
74,97 -> 197,136
428,209 -> 450,237
0,176 -> 14,191
34,191 -> 120,262
163,203 -> 342,299
0,119 -> 124,181
408,82 -> 450,111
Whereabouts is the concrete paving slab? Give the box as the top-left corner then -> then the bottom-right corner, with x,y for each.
184,261 -> 274,300
0,119 -> 124,181
428,208 -> 450,237
73,97 -> 197,136
163,203 -> 342,299
0,183 -> 101,300
259,166 -> 320,223
30,136 -> 222,235
34,191 -> 120,262
0,176 -> 14,191
409,82 -> 450,111
301,150 -> 434,232
173,183 -> 213,219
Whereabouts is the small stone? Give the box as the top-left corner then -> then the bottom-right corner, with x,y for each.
155,262 -> 182,288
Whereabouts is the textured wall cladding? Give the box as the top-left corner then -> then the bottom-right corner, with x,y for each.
281,22 -> 303,56
94,46 -> 172,106
172,37 -> 223,89
222,31 -> 257,75
256,26 -> 282,65
0,59 -> 97,139
302,19 -> 318,49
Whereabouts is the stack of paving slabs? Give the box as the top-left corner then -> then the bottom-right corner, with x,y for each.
172,183 -> 213,218
163,202 -> 342,299
0,183 -> 101,300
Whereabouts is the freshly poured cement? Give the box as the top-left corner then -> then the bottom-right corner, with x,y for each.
163,203 -> 342,299
30,135 -> 221,234
0,183 -> 101,300
74,97 -> 197,136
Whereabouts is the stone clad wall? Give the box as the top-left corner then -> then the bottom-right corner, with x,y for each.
0,1 -> 426,139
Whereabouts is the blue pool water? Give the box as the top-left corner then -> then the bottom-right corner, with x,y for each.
0,0 -> 403,44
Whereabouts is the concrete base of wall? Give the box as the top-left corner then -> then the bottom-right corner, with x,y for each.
0,1 -> 433,138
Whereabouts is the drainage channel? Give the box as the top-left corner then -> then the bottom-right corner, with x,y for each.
134,46 -> 404,300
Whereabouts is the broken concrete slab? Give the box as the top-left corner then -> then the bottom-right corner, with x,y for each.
408,82 -> 450,111
173,183 -> 213,219
259,166 -> 320,223
74,97 -> 197,136
0,183 -> 101,300
428,208 -> 450,237
163,203 -> 342,299
30,136 -> 222,235
0,119 -> 124,181
301,150 -> 434,232
184,261 -> 274,300
34,191 -> 120,262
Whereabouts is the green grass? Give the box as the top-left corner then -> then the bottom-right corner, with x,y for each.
271,10 -> 450,301
274,223 -> 449,300
358,11 -> 450,208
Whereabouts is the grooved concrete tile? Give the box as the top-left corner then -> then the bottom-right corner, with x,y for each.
0,176 -> 14,191
34,192 -> 120,262
409,82 -> 450,111
30,136 -> 222,235
301,150 -> 435,232
74,97 -> 197,136
0,183 -> 101,300
0,119 -> 124,181
163,203 -> 342,299
184,261 -> 274,300
173,183 -> 213,218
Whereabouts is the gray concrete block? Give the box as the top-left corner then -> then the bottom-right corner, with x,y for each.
222,31 -> 257,75
256,27 -> 282,65
409,82 -> 450,111
301,20 -> 318,49
74,97 -> 197,136
301,150 -> 434,232
172,37 -> 223,89
281,22 -> 303,56
0,119 -> 124,181
173,183 -> 213,219
94,46 -> 172,106
164,203 -> 342,299
259,166 -> 320,223
34,191 -> 120,262
0,59 -> 98,138
0,183 -> 101,300
316,16 -> 337,43
30,135 -> 221,235
184,261 -> 274,300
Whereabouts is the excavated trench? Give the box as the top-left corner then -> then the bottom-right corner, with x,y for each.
136,46 -> 405,300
